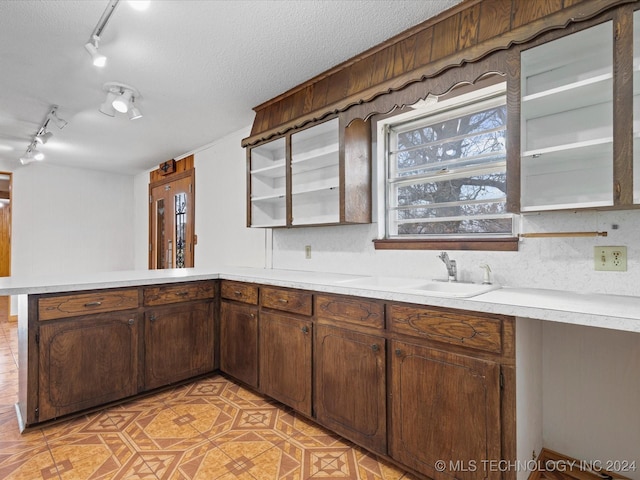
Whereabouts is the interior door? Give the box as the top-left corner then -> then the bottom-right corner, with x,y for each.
150,174 -> 194,269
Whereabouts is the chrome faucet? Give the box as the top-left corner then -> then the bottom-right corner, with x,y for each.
438,252 -> 457,282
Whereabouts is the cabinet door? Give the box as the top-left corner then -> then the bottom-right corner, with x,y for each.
390,340 -> 501,480
220,301 -> 259,388
144,301 -> 214,390
38,312 -> 138,422
260,312 -> 312,415
520,21 -> 614,211
315,324 -> 386,454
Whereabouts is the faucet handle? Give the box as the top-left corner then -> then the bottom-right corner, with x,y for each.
480,264 -> 492,285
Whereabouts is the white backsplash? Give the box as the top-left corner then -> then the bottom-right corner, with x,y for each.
272,210 -> 640,296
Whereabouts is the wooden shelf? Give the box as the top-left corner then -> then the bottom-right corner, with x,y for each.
251,193 -> 286,203
522,137 -> 613,159
522,73 -> 612,120
250,162 -> 286,178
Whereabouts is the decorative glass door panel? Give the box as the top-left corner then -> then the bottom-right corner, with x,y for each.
150,174 -> 194,269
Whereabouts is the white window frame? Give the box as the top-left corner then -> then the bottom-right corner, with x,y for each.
375,81 -> 514,240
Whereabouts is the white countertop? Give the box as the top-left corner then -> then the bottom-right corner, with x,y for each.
1,267 -> 639,333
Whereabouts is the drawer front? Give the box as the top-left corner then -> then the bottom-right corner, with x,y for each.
38,289 -> 139,321
389,304 -> 502,354
221,281 -> 258,305
261,287 -> 312,316
316,294 -> 384,329
143,281 -> 215,306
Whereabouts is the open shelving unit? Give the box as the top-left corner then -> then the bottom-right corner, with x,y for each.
520,20 -> 614,211
250,137 -> 287,227
291,118 -> 340,225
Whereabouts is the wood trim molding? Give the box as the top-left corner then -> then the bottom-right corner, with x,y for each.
242,0 -> 631,147
373,238 -> 520,252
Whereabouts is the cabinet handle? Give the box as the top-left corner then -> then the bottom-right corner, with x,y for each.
150,314 -> 156,322
175,291 -> 189,297
278,298 -> 288,304
395,348 -> 402,356
250,313 -> 255,318
301,326 -> 309,334
371,344 -> 379,352
128,318 -> 135,325
234,291 -> 243,296
84,301 -> 102,307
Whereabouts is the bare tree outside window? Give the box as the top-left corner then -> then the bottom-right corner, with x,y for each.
386,90 -> 513,238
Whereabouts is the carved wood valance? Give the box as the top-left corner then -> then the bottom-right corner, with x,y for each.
242,0 -> 633,148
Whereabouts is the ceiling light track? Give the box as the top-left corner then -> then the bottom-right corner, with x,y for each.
20,106 -> 67,165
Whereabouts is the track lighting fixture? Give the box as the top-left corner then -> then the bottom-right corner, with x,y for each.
101,82 -> 143,120
84,0 -> 120,67
84,35 -> 107,67
19,105 -> 67,166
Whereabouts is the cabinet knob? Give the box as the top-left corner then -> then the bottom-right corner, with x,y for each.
278,298 -> 289,304
149,314 -> 156,322
371,344 -> 379,352
234,291 -> 243,296
301,326 -> 309,334
128,318 -> 135,325
395,348 -> 402,356
175,291 -> 189,297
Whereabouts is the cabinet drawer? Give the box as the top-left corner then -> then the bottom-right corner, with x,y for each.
221,281 -> 258,305
388,304 -> 502,354
38,289 -> 139,321
316,294 -> 384,329
143,281 -> 215,306
261,287 -> 312,316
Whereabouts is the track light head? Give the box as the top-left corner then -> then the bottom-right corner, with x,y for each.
35,130 -> 53,145
102,83 -> 142,120
84,35 -> 106,67
51,110 -> 67,129
112,89 -> 133,113
99,92 -> 117,116
128,103 -> 143,120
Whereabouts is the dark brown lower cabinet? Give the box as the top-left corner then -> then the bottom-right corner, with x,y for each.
314,324 -> 387,454
260,311 -> 312,415
390,339 -> 502,480
144,301 -> 214,390
220,300 -> 259,388
38,311 -> 139,422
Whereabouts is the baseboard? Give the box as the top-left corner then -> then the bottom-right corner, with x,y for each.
529,448 -> 632,480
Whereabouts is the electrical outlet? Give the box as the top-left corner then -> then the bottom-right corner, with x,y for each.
305,245 -> 312,259
594,246 -> 627,271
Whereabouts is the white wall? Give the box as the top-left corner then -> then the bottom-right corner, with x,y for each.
12,162 -> 135,277
542,323 -> 640,474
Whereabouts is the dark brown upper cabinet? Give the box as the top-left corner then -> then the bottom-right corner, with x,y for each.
247,114 -> 371,228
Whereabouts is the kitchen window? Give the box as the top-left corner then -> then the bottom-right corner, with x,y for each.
375,82 -> 517,250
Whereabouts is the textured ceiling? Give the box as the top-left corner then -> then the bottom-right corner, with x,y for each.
0,0 -> 461,174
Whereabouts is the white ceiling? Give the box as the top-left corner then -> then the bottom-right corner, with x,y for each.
0,0 -> 461,175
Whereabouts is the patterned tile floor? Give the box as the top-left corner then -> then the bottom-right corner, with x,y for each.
0,318 -> 416,480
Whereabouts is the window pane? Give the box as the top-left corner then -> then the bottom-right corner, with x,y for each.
393,106 -> 507,175
394,173 -> 507,207
385,86 -> 513,239
397,218 -> 513,236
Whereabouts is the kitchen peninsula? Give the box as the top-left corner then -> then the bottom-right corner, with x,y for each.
2,267 -> 639,480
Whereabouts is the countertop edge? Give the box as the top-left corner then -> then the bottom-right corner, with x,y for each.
2,268 -> 639,333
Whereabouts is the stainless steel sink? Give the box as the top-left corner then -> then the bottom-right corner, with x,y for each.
334,276 -> 500,298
